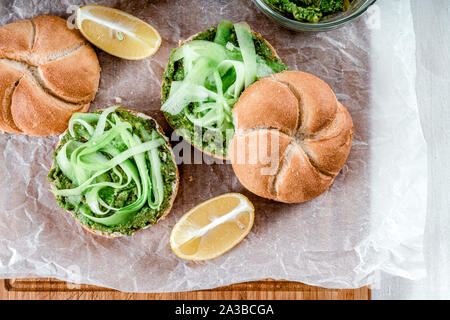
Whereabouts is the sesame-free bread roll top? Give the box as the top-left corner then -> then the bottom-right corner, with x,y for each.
38,44 -> 100,104
233,77 -> 299,136
230,70 -> 353,203
0,15 -> 100,136
229,129 -> 292,201
29,15 -> 86,65
0,20 -> 33,58
300,103 -> 354,175
271,71 -> 338,135
0,61 -> 24,133
275,145 -> 334,203
10,75 -> 89,136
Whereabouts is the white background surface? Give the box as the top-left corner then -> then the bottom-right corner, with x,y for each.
373,0 -> 450,300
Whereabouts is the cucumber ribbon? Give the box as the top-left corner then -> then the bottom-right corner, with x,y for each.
161,20 -> 278,136
52,106 -> 167,226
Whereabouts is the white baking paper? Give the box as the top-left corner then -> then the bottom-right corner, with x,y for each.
0,0 -> 427,292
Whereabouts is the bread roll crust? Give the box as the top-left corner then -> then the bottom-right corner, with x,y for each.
0,20 -> 34,59
275,145 -> 334,203
229,129 -> 292,200
0,15 -> 100,136
230,71 -> 354,203
233,78 -> 299,135
0,62 -> 24,133
38,44 -> 100,104
11,74 -> 89,136
272,71 -> 338,134
300,103 -> 353,175
30,15 -> 85,63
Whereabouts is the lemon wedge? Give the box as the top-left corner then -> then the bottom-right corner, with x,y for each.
76,5 -> 161,60
170,193 -> 255,261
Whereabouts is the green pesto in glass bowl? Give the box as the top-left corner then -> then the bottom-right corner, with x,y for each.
252,0 -> 377,32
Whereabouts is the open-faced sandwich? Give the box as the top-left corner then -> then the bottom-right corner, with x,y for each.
161,20 -> 288,159
47,106 -> 179,238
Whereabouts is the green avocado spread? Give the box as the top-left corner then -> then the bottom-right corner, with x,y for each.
265,0 -> 353,23
161,23 -> 288,157
47,109 -> 177,236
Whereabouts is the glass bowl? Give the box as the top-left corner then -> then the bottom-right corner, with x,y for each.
251,0 -> 377,32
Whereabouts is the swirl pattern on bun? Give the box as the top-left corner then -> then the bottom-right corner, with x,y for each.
229,71 -> 353,203
0,15 -> 100,136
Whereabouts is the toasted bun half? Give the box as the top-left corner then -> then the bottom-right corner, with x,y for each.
162,29 -> 283,161
0,15 -> 100,136
51,109 -> 179,238
229,71 -> 353,203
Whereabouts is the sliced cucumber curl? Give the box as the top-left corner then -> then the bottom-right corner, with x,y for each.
52,106 -> 168,227
161,20 -> 280,141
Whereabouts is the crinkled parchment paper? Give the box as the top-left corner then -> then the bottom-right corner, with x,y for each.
0,0 -> 427,291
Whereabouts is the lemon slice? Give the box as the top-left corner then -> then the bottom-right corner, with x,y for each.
76,5 -> 162,60
170,193 -> 255,261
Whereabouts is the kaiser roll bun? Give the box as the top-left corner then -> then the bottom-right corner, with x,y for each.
229,70 -> 353,203
0,15 -> 100,136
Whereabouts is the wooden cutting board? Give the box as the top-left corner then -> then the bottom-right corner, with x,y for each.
1,278 -> 370,300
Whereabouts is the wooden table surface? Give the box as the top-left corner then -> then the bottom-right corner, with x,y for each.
0,278 -> 370,300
